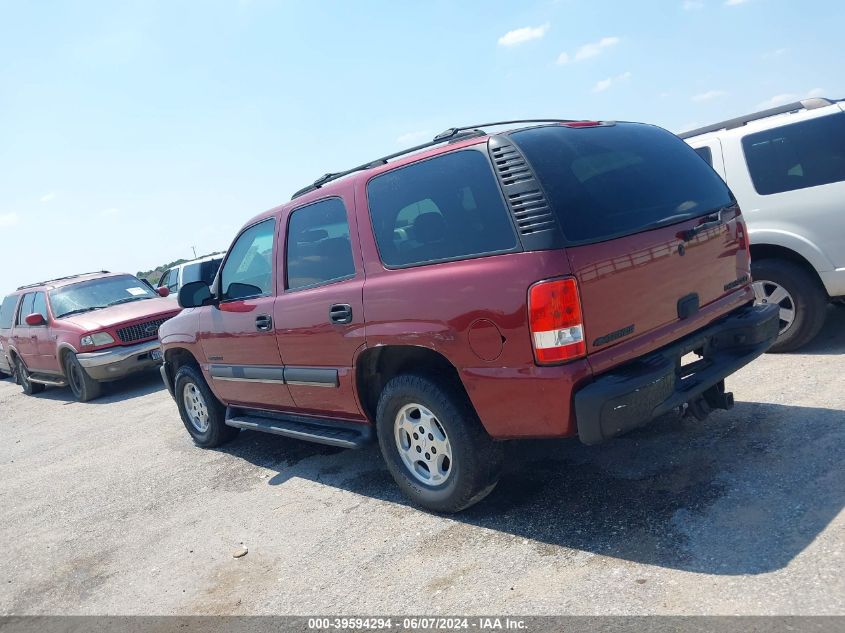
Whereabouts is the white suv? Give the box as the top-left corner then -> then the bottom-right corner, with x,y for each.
157,253 -> 225,296
682,97 -> 845,351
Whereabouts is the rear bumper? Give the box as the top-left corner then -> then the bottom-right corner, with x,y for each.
77,339 -> 162,381
574,303 -> 779,445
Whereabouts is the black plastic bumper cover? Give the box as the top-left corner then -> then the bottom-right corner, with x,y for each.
574,303 -> 779,445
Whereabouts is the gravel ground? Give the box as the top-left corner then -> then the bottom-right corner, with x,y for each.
1,307 -> 843,616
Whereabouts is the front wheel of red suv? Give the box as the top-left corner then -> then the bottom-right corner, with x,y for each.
15,357 -> 45,396
64,353 -> 103,402
174,365 -> 239,448
376,374 -> 503,513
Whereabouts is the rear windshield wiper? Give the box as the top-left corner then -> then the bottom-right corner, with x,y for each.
682,205 -> 732,241
56,306 -> 107,318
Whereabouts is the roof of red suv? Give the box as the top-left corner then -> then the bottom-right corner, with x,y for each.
242,120 -> 607,230
16,271 -> 127,292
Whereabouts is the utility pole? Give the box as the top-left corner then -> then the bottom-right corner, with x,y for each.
191,246 -> 197,259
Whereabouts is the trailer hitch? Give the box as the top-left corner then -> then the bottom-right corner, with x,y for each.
686,380 -> 734,421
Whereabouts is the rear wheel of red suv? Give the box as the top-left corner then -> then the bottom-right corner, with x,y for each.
64,353 -> 103,402
376,374 -> 503,513
15,357 -> 45,396
174,365 -> 239,448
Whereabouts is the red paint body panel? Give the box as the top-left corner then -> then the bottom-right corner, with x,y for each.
567,207 -> 751,359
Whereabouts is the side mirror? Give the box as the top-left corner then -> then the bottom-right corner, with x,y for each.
25,313 -> 46,326
156,286 -> 170,298
226,282 -> 263,301
178,281 -> 215,309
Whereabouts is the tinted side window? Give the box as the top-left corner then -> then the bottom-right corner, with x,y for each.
694,146 -> 713,166
0,295 -> 19,329
220,219 -> 276,300
16,293 -> 35,325
742,113 -> 845,195
367,149 -> 518,267
32,292 -> 48,320
202,259 -> 223,285
161,269 -> 178,292
286,198 -> 355,290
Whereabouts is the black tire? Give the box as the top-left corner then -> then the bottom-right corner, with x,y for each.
752,259 -> 828,353
64,352 -> 103,402
376,374 -> 503,513
15,357 -> 45,396
174,365 -> 239,448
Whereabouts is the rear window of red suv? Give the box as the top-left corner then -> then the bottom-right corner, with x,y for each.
509,123 -> 734,244
367,149 -> 519,268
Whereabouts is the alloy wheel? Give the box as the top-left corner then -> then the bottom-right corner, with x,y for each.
183,382 -> 210,433
752,280 -> 796,335
394,403 -> 453,487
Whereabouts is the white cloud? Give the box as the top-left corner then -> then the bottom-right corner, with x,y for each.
0,213 -> 20,227
557,36 -> 620,66
497,23 -> 549,47
756,89 -> 827,109
762,47 -> 788,59
575,36 -> 620,61
593,71 -> 631,93
100,208 -> 121,217
691,89 -> 727,102
724,0 -> 750,5
756,93 -> 797,109
683,0 -> 704,10
396,130 -> 430,145
39,193 -> 56,203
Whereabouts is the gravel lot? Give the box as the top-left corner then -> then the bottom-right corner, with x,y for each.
1,307 -> 843,616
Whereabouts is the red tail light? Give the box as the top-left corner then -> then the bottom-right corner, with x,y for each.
528,277 -> 586,364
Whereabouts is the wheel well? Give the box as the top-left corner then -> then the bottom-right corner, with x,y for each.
356,346 -> 465,423
750,244 -> 821,280
164,348 -> 200,384
58,347 -> 75,373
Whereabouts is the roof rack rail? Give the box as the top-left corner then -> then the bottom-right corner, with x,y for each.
16,271 -> 111,291
678,97 -> 834,139
290,119 -> 579,199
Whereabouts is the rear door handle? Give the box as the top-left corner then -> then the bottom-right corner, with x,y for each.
255,314 -> 273,331
329,304 -> 353,325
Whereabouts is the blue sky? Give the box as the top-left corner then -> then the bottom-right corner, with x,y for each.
1,0 -> 843,293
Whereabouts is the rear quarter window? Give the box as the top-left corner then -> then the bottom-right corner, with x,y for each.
509,123 -> 734,244
367,149 -> 518,268
742,112 -> 845,195
694,146 -> 713,166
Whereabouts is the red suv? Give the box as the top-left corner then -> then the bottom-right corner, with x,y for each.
1,272 -> 179,401
159,120 -> 779,512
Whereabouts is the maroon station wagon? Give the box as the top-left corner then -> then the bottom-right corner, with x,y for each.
159,119 -> 779,512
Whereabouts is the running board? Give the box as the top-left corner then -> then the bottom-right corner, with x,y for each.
224,408 -> 373,449
29,375 -> 68,387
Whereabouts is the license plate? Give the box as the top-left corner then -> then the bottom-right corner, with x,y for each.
150,349 -> 163,361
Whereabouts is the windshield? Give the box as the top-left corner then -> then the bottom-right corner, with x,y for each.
49,275 -> 157,318
509,122 -> 734,243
